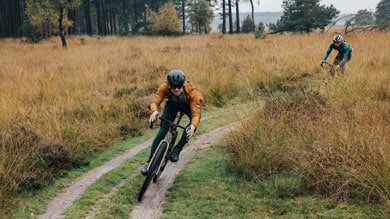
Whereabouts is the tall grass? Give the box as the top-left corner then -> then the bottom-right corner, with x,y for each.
223,32 -> 390,209
226,93 -> 389,203
0,32 -> 389,209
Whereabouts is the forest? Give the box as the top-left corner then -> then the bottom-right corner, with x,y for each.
1,0 -> 389,42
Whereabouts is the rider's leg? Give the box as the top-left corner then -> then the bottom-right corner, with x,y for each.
340,52 -> 352,74
170,105 -> 195,162
332,53 -> 343,76
170,129 -> 189,162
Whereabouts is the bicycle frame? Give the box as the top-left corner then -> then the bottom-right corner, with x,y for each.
148,113 -> 185,177
320,60 -> 338,77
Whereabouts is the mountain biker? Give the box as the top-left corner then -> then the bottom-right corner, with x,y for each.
141,69 -> 203,175
321,34 -> 353,74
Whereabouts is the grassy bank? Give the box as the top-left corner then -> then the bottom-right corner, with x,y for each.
163,144 -> 385,218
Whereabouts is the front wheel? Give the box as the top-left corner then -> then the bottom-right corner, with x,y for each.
137,141 -> 167,201
137,168 -> 153,202
152,142 -> 168,183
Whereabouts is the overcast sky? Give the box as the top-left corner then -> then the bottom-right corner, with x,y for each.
236,0 -> 381,14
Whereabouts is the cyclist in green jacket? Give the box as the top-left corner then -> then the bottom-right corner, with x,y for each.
321,34 -> 353,74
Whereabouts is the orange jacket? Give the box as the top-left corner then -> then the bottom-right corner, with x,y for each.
150,80 -> 203,128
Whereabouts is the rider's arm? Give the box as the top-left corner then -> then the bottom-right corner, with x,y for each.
150,81 -> 170,112
185,82 -> 203,128
322,43 -> 334,61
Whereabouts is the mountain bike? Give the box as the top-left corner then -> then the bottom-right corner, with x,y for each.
320,60 -> 340,77
137,112 -> 187,202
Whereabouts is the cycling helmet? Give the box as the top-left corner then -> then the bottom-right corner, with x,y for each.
167,69 -> 185,87
333,34 -> 344,43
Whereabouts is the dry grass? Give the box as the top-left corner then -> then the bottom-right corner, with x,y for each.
222,32 -> 389,209
0,32 -> 389,209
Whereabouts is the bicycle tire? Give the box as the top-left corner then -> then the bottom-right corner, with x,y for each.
152,142 -> 168,183
137,170 -> 153,202
137,141 -> 167,201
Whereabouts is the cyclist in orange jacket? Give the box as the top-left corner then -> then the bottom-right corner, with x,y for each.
141,69 -> 203,175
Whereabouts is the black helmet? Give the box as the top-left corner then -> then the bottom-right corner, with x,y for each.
167,69 -> 185,87
333,34 -> 344,43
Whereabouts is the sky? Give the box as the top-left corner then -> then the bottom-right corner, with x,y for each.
237,0 -> 381,14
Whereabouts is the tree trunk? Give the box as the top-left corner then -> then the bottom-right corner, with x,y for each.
59,6 -> 67,48
222,0 -> 226,34
96,0 -> 107,35
67,8 -> 76,35
84,0 -> 92,35
0,0 -> 23,38
133,0 -> 138,23
108,8 -> 116,35
235,1 -> 240,33
181,0 -> 185,33
228,0 -> 233,34
249,0 -> 255,31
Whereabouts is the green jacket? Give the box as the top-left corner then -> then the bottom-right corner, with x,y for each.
323,42 -> 353,67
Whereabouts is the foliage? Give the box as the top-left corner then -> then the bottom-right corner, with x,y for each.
269,0 -> 339,33
241,15 -> 254,33
147,2 -> 181,35
353,9 -> 375,25
20,17 -> 43,43
25,0 -> 81,40
375,0 -> 390,30
187,0 -> 214,34
254,22 -> 265,39
25,0 -> 59,38
344,10 -> 376,33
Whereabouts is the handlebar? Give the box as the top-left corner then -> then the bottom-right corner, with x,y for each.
149,116 -> 187,130
320,60 -> 335,67
160,117 -> 187,130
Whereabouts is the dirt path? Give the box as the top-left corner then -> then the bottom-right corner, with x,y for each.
38,122 -> 239,219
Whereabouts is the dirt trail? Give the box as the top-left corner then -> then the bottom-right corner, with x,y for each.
38,139 -> 153,219
38,122 -> 239,219
129,122 -> 239,219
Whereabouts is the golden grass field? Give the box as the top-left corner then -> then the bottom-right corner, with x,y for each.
0,32 -> 389,209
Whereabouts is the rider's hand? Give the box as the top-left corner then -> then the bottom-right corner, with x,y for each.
320,60 -> 325,66
186,124 -> 195,138
335,65 -> 341,69
149,111 -> 159,124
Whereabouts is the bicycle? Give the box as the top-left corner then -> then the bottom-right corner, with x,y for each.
320,60 -> 340,78
137,112 -> 187,202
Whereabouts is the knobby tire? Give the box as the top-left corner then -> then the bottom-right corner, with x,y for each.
137,141 -> 167,202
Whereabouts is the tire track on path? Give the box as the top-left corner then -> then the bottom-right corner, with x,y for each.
38,119 -> 241,219
129,121 -> 240,219
38,139 -> 153,219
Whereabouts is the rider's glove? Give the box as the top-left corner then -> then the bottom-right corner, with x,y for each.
186,124 -> 195,138
320,60 -> 325,66
335,65 -> 341,69
149,111 -> 159,124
